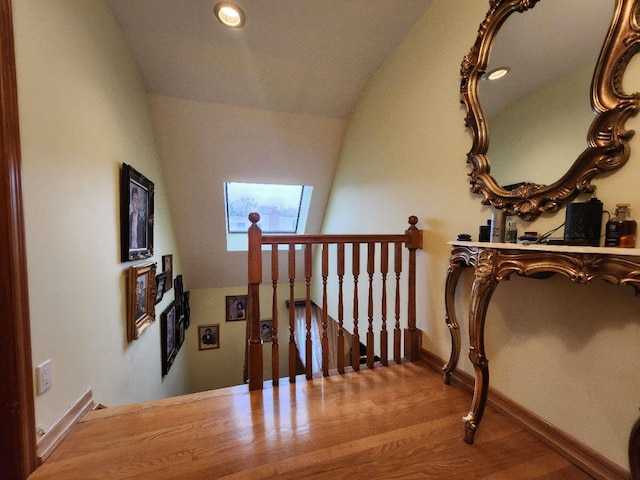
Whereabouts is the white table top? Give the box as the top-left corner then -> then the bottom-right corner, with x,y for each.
448,241 -> 640,257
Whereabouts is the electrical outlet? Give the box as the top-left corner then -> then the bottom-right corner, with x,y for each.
36,359 -> 52,395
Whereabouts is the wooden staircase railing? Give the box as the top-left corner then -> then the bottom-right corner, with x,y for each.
245,213 -> 423,391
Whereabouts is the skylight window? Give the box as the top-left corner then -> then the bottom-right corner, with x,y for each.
224,182 -> 312,251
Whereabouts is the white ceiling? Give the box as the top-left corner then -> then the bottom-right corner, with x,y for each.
105,0 -> 435,118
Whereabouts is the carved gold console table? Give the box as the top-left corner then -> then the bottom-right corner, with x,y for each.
443,241 -> 640,444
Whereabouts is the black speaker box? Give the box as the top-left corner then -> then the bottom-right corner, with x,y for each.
564,198 -> 603,246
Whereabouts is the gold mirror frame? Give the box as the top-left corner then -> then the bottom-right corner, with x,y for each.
461,0 -> 640,221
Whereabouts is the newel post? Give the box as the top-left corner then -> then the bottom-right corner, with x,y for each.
247,212 -> 263,390
404,215 -> 423,361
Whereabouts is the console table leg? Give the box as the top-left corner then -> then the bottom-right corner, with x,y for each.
443,263 -> 464,384
463,347 -> 490,444
462,252 -> 497,443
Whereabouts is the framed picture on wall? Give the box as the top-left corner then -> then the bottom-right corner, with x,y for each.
161,301 -> 178,375
154,271 -> 168,304
162,254 -> 173,291
225,295 -> 247,321
198,324 -> 219,350
120,163 -> 154,262
259,320 -> 273,342
127,262 -> 157,342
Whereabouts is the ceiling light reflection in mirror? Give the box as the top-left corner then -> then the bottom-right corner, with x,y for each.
480,0 -> 613,187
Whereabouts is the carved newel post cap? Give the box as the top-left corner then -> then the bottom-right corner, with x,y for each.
408,216 -> 418,227
248,212 -> 261,224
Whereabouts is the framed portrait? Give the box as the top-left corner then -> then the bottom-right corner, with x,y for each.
120,163 -> 154,262
127,262 -> 157,342
225,295 -> 247,322
162,254 -> 173,291
198,324 -> 219,350
155,271 -> 168,304
161,301 -> 178,376
259,320 -> 273,342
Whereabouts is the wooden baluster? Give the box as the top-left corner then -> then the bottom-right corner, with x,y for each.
380,242 -> 389,366
337,243 -> 345,374
304,243 -> 313,380
366,242 -> 375,369
404,216 -> 422,361
352,243 -> 360,372
288,243 -> 296,383
321,243 -> 329,376
247,213 -> 263,390
271,244 -> 279,387
394,241 -> 402,364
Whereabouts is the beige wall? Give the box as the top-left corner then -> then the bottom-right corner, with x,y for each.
490,65 -> 594,187
13,0 -> 188,434
187,283 -> 306,392
149,94 -> 346,290
322,0 -> 640,469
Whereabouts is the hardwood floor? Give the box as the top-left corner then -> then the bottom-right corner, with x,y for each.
28,362 -> 593,479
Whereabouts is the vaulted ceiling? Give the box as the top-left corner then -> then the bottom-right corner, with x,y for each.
105,0 -> 435,117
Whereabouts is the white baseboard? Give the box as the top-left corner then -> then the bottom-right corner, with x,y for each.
36,388 -> 95,464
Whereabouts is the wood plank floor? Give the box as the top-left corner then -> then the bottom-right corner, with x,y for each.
28,362 -> 593,480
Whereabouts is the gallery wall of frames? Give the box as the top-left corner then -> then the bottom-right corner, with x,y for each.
121,163 -> 190,376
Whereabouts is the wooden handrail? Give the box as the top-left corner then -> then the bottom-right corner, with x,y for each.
246,214 -> 423,390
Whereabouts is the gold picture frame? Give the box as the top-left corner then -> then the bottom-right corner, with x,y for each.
127,262 -> 157,341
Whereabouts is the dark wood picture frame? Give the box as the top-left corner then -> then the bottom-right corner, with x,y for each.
225,295 -> 247,321
162,254 -> 173,291
121,163 -> 154,261
174,274 -> 184,319
183,290 -> 190,329
198,324 -> 219,350
161,301 -> 178,376
155,271 -> 168,305
176,316 -> 186,349
127,262 -> 157,342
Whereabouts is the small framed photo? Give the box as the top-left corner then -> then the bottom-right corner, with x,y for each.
121,163 -> 154,262
127,262 -> 157,342
155,271 -> 168,304
162,254 -> 173,291
161,301 -> 178,375
225,295 -> 247,322
260,320 -> 273,342
198,324 -> 219,350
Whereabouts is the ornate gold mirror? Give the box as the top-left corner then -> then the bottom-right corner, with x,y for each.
461,0 -> 640,221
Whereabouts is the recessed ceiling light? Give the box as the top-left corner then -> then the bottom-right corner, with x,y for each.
214,2 -> 245,28
485,67 -> 511,81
